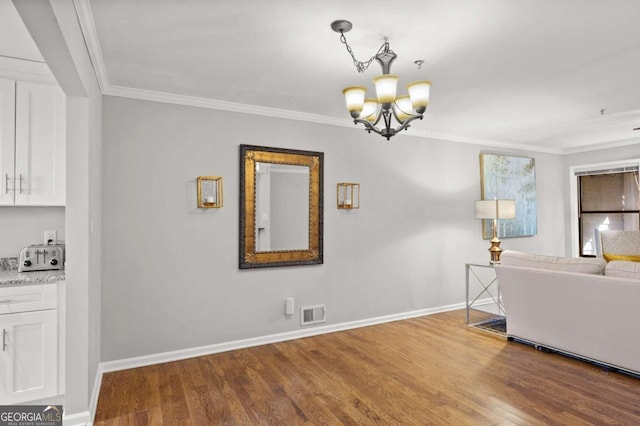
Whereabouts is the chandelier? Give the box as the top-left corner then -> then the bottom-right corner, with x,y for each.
331,20 -> 431,140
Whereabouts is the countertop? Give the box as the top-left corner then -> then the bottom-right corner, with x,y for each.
0,257 -> 65,286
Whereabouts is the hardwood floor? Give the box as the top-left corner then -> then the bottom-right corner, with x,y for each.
94,310 -> 640,425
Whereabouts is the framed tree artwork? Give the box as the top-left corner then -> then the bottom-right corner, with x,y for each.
480,153 -> 537,239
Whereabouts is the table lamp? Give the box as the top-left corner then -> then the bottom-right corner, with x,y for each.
475,199 -> 516,264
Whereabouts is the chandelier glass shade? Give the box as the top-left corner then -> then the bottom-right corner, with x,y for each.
332,20 -> 431,140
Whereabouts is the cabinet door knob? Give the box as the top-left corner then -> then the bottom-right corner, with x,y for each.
2,329 -> 7,352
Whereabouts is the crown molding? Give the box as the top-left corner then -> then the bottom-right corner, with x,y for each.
562,137 -> 640,155
104,84 -> 351,128
0,56 -> 56,84
73,0 -> 108,92
105,83 -> 571,155
409,128 -> 565,155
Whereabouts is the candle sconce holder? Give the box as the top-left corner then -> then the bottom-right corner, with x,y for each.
337,183 -> 360,209
197,176 -> 223,208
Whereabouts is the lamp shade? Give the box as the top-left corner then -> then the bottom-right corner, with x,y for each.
393,95 -> 413,122
360,98 -> 379,123
373,74 -> 399,104
475,199 -> 516,219
407,80 -> 431,108
343,86 -> 367,114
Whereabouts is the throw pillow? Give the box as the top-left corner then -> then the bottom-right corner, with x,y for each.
603,253 -> 640,262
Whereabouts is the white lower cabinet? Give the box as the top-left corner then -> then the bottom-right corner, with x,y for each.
0,284 -> 58,404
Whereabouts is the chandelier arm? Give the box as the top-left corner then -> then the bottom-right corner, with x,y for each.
391,107 -> 404,125
383,109 -> 394,132
390,105 -> 422,125
372,108 -> 383,127
352,113 -> 424,140
394,114 -> 424,133
353,118 -> 383,135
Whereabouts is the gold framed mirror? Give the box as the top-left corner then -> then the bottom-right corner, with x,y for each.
239,145 -> 323,269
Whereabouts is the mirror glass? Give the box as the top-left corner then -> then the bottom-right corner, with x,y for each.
240,145 -> 323,269
255,163 -> 310,252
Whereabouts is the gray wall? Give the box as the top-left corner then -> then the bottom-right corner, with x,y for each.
0,207 -> 65,257
101,95 -> 566,362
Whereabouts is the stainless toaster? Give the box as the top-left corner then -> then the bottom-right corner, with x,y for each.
18,244 -> 65,272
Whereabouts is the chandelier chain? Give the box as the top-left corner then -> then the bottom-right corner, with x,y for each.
339,31 -> 388,73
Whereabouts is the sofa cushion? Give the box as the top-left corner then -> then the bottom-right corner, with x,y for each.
500,250 -> 606,275
605,260 -> 640,280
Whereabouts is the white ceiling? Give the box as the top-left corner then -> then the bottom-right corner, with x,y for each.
42,1 -> 640,152
0,0 -> 44,63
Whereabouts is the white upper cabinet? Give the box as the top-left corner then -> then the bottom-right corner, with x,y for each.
15,81 -> 66,205
0,78 -> 65,206
0,79 -> 16,206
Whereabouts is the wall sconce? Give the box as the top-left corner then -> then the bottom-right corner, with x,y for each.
337,183 -> 360,209
475,198 -> 516,264
197,176 -> 223,208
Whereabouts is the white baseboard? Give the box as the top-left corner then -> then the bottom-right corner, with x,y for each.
63,410 -> 92,426
472,297 -> 500,307
100,302 -> 464,374
87,365 -> 104,426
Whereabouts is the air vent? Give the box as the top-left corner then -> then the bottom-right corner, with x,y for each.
300,304 -> 326,326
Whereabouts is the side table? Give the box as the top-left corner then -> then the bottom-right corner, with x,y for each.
465,263 -> 505,325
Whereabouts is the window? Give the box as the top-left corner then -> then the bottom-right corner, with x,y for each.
577,168 -> 639,256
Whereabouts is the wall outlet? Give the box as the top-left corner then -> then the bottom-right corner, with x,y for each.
44,230 -> 57,245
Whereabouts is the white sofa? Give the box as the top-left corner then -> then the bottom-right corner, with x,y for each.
496,250 -> 640,375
